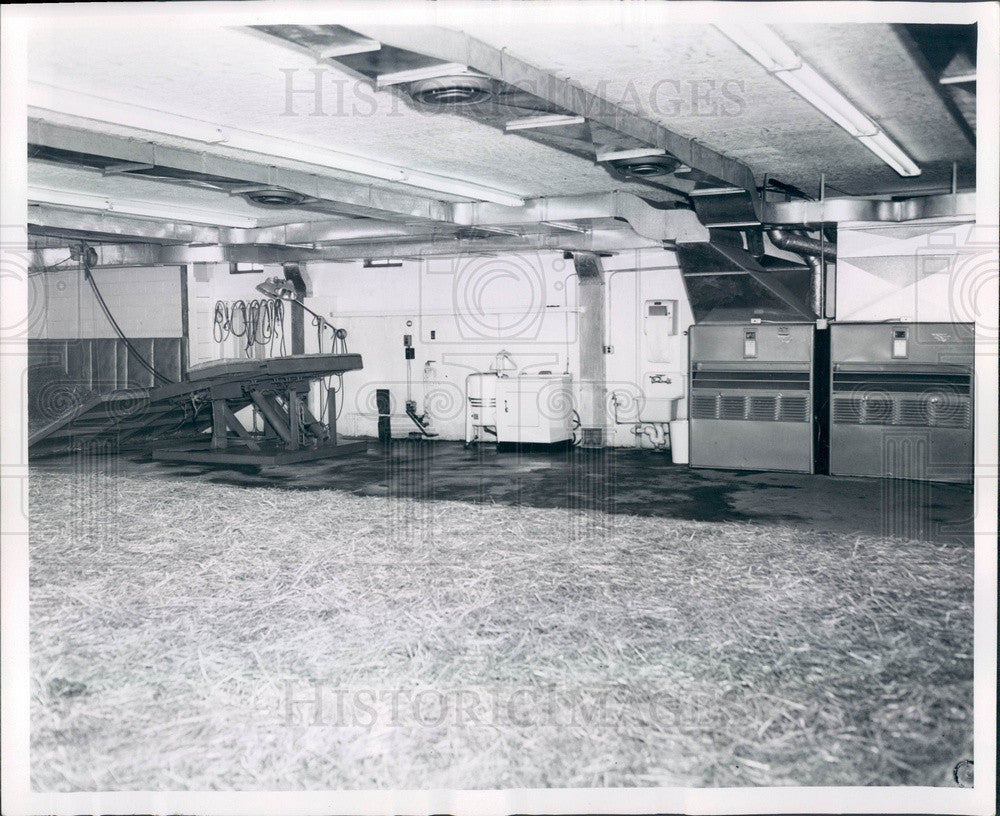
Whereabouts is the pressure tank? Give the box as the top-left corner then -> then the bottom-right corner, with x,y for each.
465,372 -> 499,444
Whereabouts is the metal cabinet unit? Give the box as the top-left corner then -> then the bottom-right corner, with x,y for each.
689,323 -> 815,473
495,373 -> 573,445
830,322 -> 974,483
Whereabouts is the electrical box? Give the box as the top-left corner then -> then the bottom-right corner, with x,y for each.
689,323 -> 815,473
644,299 -> 678,363
830,322 -> 974,483
495,373 -> 573,445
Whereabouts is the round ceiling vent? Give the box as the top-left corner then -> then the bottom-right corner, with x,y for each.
241,187 -> 310,207
409,74 -> 493,105
608,154 -> 682,179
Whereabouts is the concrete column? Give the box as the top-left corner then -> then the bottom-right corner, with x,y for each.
574,253 -> 607,440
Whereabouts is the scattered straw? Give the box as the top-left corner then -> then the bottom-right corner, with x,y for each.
28,465 -> 973,790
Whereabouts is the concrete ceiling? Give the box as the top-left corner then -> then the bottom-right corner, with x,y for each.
25,13 -> 977,251
26,21 -> 675,205
353,20 -> 974,196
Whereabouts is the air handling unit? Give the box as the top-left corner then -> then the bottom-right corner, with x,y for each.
829,322 -> 974,483
689,323 -> 815,473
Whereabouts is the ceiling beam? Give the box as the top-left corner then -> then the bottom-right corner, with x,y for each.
28,119 -> 455,224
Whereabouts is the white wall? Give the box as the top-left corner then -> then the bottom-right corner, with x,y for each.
295,248 -> 694,447
30,265 -> 182,339
835,219 -> 985,323
601,250 -> 696,447
186,262 -> 296,366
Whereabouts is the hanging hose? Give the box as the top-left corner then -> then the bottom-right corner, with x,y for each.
307,309 -> 348,425
213,292 -> 349,422
314,316 -> 347,425
83,249 -> 174,385
213,298 -> 286,357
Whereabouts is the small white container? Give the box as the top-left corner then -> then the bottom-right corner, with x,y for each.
669,419 -> 689,464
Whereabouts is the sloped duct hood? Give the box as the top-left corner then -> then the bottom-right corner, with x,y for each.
676,235 -> 817,323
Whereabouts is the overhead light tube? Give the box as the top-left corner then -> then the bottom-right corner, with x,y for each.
715,23 -> 921,177
505,114 -> 586,132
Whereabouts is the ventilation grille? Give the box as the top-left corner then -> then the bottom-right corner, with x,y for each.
241,187 -> 310,207
831,395 -> 971,428
719,396 -> 745,419
608,154 -> 682,179
691,395 -> 719,420
832,398 -> 862,424
897,398 -> 930,426
692,370 -> 810,391
832,370 -> 971,395
747,396 -> 777,420
691,393 -> 810,422
409,75 -> 493,105
778,396 -> 809,422
832,370 -> 972,429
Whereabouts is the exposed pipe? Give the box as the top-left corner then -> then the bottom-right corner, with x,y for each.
767,228 -> 837,262
803,254 -> 825,318
767,228 -> 833,317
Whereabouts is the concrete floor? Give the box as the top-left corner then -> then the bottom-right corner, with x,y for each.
34,438 -> 974,545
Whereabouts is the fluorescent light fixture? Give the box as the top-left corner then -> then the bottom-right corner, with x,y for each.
505,114 -> 586,132
939,72 -> 976,85
28,83 -> 526,207
376,62 -> 472,88
688,186 -> 747,197
29,82 -> 227,144
715,24 -> 920,177
857,130 -> 925,178
595,147 -> 665,163
28,186 -> 258,227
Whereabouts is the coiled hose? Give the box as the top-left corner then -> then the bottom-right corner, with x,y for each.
212,298 -> 287,357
